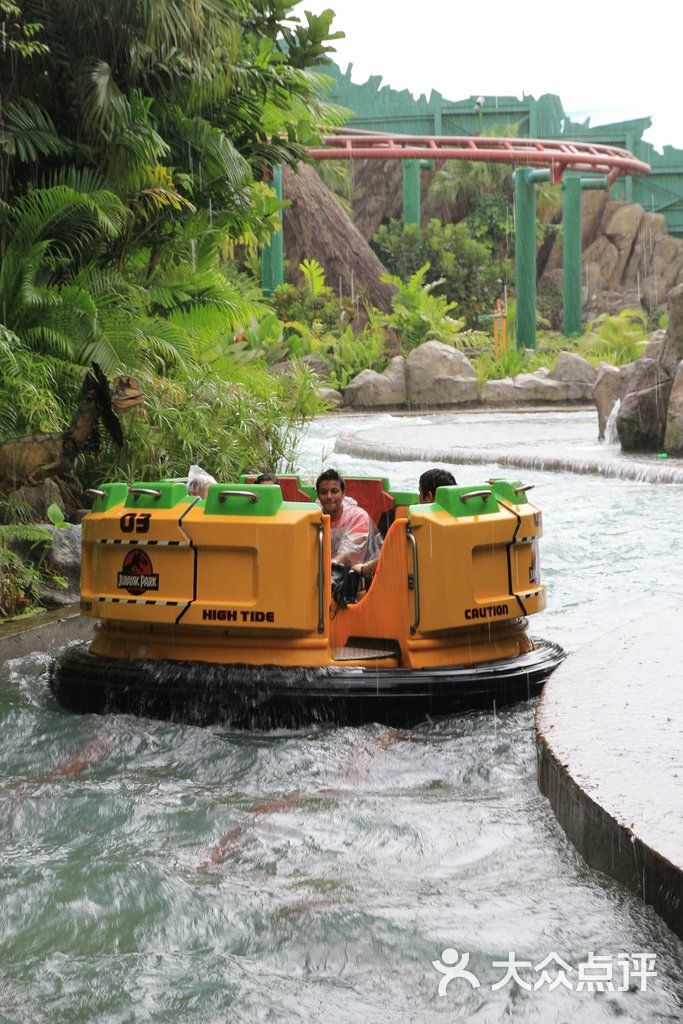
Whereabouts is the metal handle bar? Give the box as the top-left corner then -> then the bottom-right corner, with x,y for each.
406,529 -> 420,635
317,525 -> 325,633
514,484 -> 535,496
217,490 -> 259,504
85,488 -> 105,498
129,487 -> 162,499
460,489 -> 492,503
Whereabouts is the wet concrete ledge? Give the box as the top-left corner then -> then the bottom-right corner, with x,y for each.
0,605 -> 94,662
536,608 -> 683,939
335,432 -> 683,484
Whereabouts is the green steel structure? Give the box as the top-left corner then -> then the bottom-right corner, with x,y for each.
261,66 -> 662,345
261,165 -> 283,297
325,63 -> 683,236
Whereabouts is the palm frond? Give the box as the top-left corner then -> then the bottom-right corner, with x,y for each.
0,100 -> 68,162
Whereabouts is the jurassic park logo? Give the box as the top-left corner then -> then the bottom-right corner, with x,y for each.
117,549 -> 159,595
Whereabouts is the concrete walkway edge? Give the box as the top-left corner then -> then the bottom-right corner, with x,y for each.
0,606 -> 94,662
536,609 -> 683,939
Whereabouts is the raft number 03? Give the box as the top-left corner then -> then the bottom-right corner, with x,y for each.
119,513 -> 151,534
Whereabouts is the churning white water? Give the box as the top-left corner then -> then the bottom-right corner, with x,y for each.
2,409 -> 682,1023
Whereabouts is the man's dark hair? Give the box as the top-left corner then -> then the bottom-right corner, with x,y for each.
419,468 -> 456,499
315,468 -> 345,493
254,472 -> 278,484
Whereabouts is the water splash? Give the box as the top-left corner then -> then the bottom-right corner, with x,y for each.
604,398 -> 621,447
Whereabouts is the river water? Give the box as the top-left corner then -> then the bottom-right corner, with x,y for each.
2,411 -> 682,1023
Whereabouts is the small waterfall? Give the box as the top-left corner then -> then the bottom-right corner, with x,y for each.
605,399 -> 621,447
336,432 -> 683,485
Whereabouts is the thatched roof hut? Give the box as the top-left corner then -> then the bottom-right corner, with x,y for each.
282,162 -> 395,313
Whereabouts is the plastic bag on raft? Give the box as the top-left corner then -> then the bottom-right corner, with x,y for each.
187,464 -> 217,499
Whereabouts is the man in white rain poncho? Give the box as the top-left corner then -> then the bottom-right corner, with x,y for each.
315,468 -> 382,567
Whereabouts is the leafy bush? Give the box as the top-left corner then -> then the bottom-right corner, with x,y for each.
285,320 -> 388,391
0,524 -> 57,619
373,219 -> 508,328
578,309 -> 648,366
374,264 -> 466,350
80,362 -> 323,487
473,347 -> 531,386
272,280 -> 355,332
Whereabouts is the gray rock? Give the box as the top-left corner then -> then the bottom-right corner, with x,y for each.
40,523 -> 82,606
15,478 -> 64,520
406,342 -> 478,406
481,377 -> 515,405
344,356 -> 406,408
664,360 -> 683,454
644,330 -> 666,360
316,387 -> 344,408
592,363 -> 622,439
660,283 -> 683,379
616,358 -> 673,452
268,360 -> 292,377
511,376 -> 572,403
302,353 -> 333,379
550,351 -> 598,386
604,204 -> 645,284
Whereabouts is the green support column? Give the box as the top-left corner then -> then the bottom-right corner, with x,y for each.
562,175 -> 609,339
514,168 -> 548,349
402,159 -> 421,226
562,174 -> 582,337
261,164 -> 283,296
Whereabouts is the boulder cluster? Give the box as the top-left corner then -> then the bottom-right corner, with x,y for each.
323,283 -> 683,456
334,342 -> 598,411
593,283 -> 683,452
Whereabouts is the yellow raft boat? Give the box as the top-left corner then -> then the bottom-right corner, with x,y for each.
51,475 -> 564,727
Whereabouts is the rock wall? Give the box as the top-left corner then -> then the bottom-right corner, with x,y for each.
601,283 -> 683,453
543,192 -> 683,316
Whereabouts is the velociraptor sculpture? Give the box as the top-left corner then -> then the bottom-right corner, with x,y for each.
0,364 -> 144,498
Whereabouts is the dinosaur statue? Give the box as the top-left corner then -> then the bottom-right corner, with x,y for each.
0,364 -> 144,498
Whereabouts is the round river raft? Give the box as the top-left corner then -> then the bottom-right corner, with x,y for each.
51,474 -> 565,728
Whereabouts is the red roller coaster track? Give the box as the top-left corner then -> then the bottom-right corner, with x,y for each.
307,128 -> 650,184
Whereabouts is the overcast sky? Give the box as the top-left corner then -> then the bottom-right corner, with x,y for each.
292,0 -> 681,152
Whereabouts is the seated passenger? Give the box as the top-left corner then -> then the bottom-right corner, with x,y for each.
316,468 -> 381,567
254,472 -> 279,485
418,467 -> 456,503
351,467 -> 457,579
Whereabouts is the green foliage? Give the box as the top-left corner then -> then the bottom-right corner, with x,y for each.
465,193 -> 513,249
46,503 -> 72,528
427,129 -> 515,224
376,264 -> 466,350
276,8 -> 345,68
299,259 -> 330,297
0,543 -> 45,617
0,1 -> 347,509
578,309 -> 648,365
272,281 -> 355,332
0,523 -> 59,619
285,320 -> 387,391
471,308 -> 649,386
80,362 -> 323,487
373,219 -> 507,328
314,160 -> 352,214
473,347 -> 530,386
